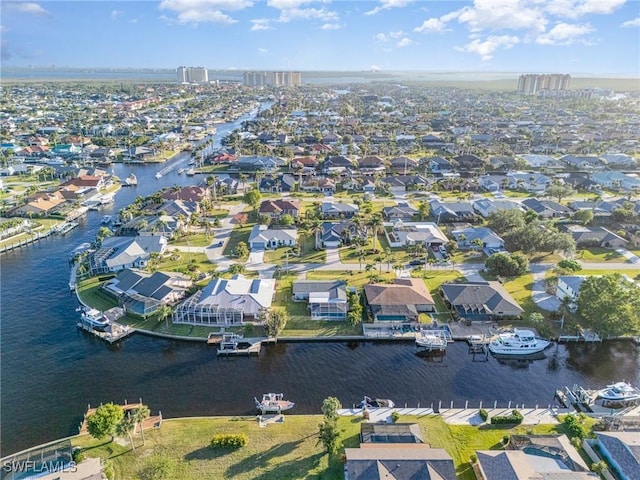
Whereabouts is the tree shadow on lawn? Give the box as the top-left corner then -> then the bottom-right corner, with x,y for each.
224,439 -> 304,477
184,446 -> 237,461
234,452 -> 327,480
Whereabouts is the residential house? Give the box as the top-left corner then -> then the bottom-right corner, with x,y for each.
236,155 -> 283,171
60,175 -> 107,191
345,446 -> 456,480
161,186 -> 210,203
560,155 -> 604,170
601,154 -> 637,168
89,235 -> 168,275
381,175 -> 430,196
556,275 -> 586,306
123,146 -> 155,162
259,174 -> 295,193
292,280 -> 348,320
322,155 -> 354,174
476,434 -> 595,480
360,423 -> 425,444
452,154 -> 486,171
316,221 -> 366,248
588,432 -> 640,480
9,191 -> 66,216
357,155 -> 385,173
429,199 -> 478,223
506,171 -> 552,193
428,157 -> 453,175
473,198 -> 523,218
388,221 -> 448,248
382,202 -> 418,221
320,201 -> 359,219
590,171 -> 640,193
172,275 -> 276,326
519,154 -> 563,169
300,177 -> 335,194
364,278 -> 435,322
440,281 -> 524,321
451,226 -> 505,251
258,199 -> 301,220
248,224 -> 298,250
479,174 -> 509,192
390,156 -> 418,173
521,198 -> 572,218
291,156 -> 318,173
562,225 -> 627,248
157,199 -> 199,219
103,268 -> 192,317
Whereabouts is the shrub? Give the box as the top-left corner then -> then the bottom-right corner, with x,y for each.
390,411 -> 400,423
210,433 -> 248,449
563,414 -> 586,439
503,435 -> 510,445
479,409 -> 488,421
491,409 -> 523,425
72,448 -> 86,464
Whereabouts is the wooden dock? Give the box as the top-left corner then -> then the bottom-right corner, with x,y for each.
79,401 -> 162,435
217,335 -> 263,356
77,320 -> 134,344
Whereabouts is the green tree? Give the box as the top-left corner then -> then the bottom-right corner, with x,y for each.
280,214 -> 295,226
485,252 -> 529,277
487,209 -> 525,235
368,214 -> 384,253
264,309 -> 289,338
546,183 -> 575,203
86,403 -> 125,442
573,209 -> 594,225
243,189 -> 262,217
131,405 -> 151,446
317,418 -> 341,454
417,200 -> 430,221
556,259 -> 582,272
115,415 -> 136,450
156,305 -> 173,328
577,273 -> 640,336
95,226 -> 113,247
321,396 -> 342,421
234,241 -> 249,259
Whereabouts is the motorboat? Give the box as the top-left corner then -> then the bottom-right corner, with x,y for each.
255,393 -> 294,413
124,173 -> 137,186
359,396 -> 395,409
415,333 -> 447,351
80,308 -> 109,330
101,215 -> 112,224
155,172 -> 162,179
177,167 -> 185,174
596,382 -> 640,403
488,328 -> 550,355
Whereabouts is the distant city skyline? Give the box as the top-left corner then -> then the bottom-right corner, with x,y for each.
1,1 -> 639,75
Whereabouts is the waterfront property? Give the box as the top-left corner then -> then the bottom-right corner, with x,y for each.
172,274 -> 275,326
88,235 -> 168,275
103,268 -> 192,317
292,280 -> 348,320
364,278 -> 435,322
587,432 -> 640,480
440,281 -> 524,322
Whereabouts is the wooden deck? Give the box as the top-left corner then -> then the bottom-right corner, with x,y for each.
79,402 -> 162,435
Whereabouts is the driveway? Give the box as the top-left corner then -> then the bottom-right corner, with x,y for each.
614,247 -> 640,264
325,246 -> 342,265
530,264 -> 560,312
248,249 -> 265,265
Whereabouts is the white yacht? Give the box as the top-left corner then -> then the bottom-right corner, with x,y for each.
124,173 -> 137,186
415,333 -> 447,351
488,329 -> 550,355
596,382 -> 640,403
101,215 -> 112,224
359,396 -> 395,409
255,393 -> 294,413
80,308 -> 109,330
155,172 -> 162,179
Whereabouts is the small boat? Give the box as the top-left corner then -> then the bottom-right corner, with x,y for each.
596,382 -> 640,403
216,333 -> 261,356
488,328 -> 550,355
359,396 -> 395,409
177,168 -> 185,174
186,168 -> 196,176
101,215 -> 112,224
155,172 -> 162,179
255,393 -> 294,413
415,333 -> 447,351
124,173 -> 137,186
80,307 -> 109,331
56,222 -> 79,235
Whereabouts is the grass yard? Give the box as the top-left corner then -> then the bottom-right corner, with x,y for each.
306,269 -> 396,287
576,247 -> 627,263
263,234 -> 326,264
77,276 -> 119,312
170,233 -> 215,247
222,224 -> 252,260
71,414 -> 573,480
153,252 -> 216,276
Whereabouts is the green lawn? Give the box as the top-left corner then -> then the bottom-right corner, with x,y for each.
222,224 -> 252,260
170,233 -> 215,247
576,247 -> 627,263
263,234 -> 326,264
153,252 -> 216,276
306,269 -> 396,287
70,414 -> 573,480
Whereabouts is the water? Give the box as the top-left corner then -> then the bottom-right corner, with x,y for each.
1,109 -> 639,456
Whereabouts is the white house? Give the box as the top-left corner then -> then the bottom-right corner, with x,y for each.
451,226 -> 505,251
556,275 -> 586,311
248,224 -> 298,250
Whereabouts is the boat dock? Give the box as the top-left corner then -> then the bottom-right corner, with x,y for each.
78,401 -> 162,435
216,334 -> 262,356
77,307 -> 134,344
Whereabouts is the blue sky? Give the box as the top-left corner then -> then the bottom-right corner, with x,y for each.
1,0 -> 639,74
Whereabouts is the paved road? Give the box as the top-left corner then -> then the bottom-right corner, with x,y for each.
530,263 -> 560,312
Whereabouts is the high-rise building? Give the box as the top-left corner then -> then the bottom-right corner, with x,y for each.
177,66 -> 209,84
517,74 -> 570,95
243,71 -> 302,87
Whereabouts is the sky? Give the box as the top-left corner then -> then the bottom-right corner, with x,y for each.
1,0 -> 639,74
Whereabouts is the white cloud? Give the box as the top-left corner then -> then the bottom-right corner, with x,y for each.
545,0 -> 626,18
536,22 -> 594,45
396,37 -> 413,47
251,18 -> 272,30
5,2 -> 51,16
456,0 -> 547,33
366,0 -> 414,16
159,0 -> 253,25
621,17 -> 640,27
376,31 -> 406,42
278,7 -> 338,23
267,0 -> 316,8
414,18 -> 449,33
376,33 -> 389,42
370,65 -> 381,71
320,23 -> 341,30
111,10 -> 123,20
257,47 -> 269,56
455,34 -> 520,60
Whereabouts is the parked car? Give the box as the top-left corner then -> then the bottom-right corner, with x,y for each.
407,259 -> 426,266
210,241 -> 224,248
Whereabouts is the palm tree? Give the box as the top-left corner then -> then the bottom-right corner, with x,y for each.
368,214 -> 384,253
156,305 -> 173,330
357,249 -> 366,271
131,405 -> 150,446
365,263 -> 376,282
115,415 -> 136,451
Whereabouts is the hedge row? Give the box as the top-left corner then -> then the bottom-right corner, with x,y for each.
210,433 -> 248,449
490,409 -> 523,425
478,409 -> 488,421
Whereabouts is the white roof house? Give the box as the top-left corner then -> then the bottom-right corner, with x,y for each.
248,224 -> 298,250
